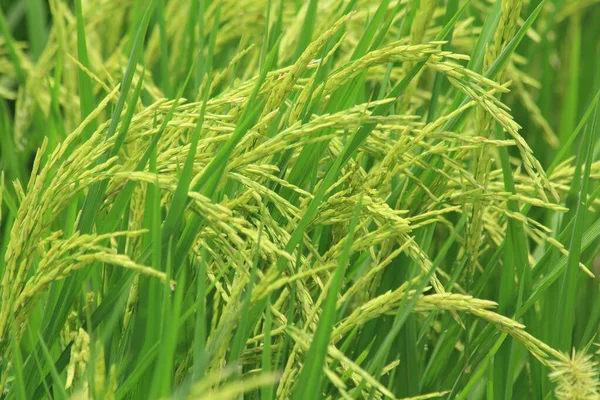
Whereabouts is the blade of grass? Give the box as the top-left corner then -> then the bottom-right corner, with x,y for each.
293,0 -> 318,62
25,0 -> 47,60
156,0 -> 171,96
227,223 -> 264,367
10,326 -> 26,400
161,2 -> 220,243
74,0 -> 97,142
261,294 -> 274,400
558,13 -> 581,147
556,91 -> 599,352
35,333 -> 68,400
193,249 -> 208,381
292,198 -> 362,400
78,0 -> 156,234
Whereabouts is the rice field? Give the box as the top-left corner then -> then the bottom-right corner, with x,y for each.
0,0 -> 599,399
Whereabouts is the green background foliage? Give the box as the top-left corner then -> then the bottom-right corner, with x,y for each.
0,0 -> 599,399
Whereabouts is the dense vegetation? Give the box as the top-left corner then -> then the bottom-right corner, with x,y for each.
0,0 -> 599,398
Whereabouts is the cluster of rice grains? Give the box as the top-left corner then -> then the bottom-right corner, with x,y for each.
0,0 -> 599,399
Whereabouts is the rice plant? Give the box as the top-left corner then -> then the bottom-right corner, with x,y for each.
0,0 -> 599,399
